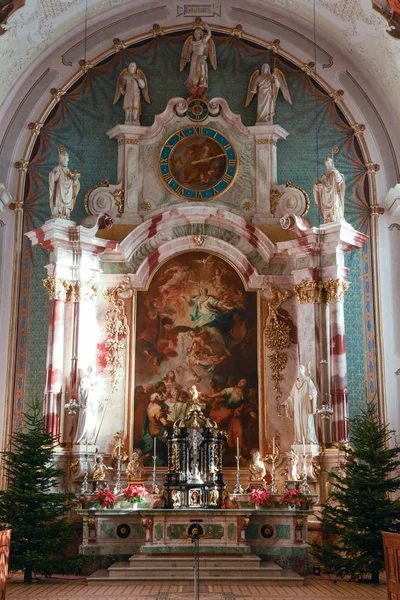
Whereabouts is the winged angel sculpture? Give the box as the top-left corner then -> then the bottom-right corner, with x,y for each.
245,63 -> 292,123
180,24 -> 217,97
113,62 -> 150,124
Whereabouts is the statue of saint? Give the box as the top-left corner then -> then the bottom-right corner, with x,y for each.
49,146 -> 80,219
313,155 -> 345,223
288,448 -> 300,481
245,63 -> 292,123
249,450 -> 266,481
282,364 -> 318,445
92,453 -> 111,481
74,366 -> 99,445
113,62 -> 150,123
180,24 -> 217,96
126,449 -> 146,480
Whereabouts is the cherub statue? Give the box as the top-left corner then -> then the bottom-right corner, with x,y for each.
171,490 -> 181,508
313,151 -> 345,223
126,449 -> 146,480
180,23 -> 217,97
92,452 -> 112,481
245,63 -> 292,123
249,449 -> 266,481
113,62 -> 150,123
49,146 -> 80,219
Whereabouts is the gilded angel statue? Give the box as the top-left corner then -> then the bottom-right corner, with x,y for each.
180,24 -> 217,97
245,63 -> 292,123
113,62 -> 150,123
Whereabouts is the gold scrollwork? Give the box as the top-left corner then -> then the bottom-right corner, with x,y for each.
285,180 -> 310,216
323,278 -> 350,302
270,189 -> 283,216
113,189 -> 124,216
84,179 -> 109,215
117,138 -> 139,147
264,281 -> 292,404
103,277 -> 132,393
255,138 -> 277,146
293,280 -> 322,304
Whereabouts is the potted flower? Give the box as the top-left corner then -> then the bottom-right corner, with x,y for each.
122,484 -> 149,509
249,488 -> 272,509
278,488 -> 302,509
93,487 -> 117,509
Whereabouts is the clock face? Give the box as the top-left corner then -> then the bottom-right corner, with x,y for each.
159,126 -> 238,201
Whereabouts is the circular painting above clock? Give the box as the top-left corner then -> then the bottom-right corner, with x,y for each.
159,126 -> 239,201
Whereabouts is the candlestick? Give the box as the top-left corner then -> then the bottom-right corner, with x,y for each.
151,437 -> 159,494
272,436 -> 275,456
269,453 -> 278,494
81,449 -> 89,494
299,448 -> 311,495
113,432 -> 122,496
236,437 -> 239,456
232,447 -> 243,494
303,436 -> 306,456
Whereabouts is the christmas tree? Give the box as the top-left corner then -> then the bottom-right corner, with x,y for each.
0,404 -> 82,582
313,403 -> 400,583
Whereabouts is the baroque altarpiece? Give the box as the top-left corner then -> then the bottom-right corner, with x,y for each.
11,20 -> 379,569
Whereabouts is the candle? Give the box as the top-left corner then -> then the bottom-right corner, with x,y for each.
154,436 -> 157,457
303,436 -> 306,456
236,437 -> 239,457
272,436 -> 275,456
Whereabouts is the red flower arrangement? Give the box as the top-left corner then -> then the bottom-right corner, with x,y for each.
94,488 -> 117,509
122,484 -> 149,504
278,489 -> 302,508
249,488 -> 272,507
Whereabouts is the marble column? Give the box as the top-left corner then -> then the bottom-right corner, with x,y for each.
43,276 -> 67,438
325,278 -> 350,443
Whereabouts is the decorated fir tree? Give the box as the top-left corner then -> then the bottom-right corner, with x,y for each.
0,404 -> 82,582
313,403 -> 400,583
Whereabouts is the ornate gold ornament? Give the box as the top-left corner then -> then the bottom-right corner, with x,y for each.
264,281 -> 292,403
365,162 -> 380,173
255,138 -> 277,146
78,59 -> 94,73
242,201 -> 253,211
113,38 -> 126,52
351,123 -> 366,137
42,276 -> 67,301
269,38 -> 281,53
329,89 -> 344,103
293,280 -> 322,304
84,179 -> 109,215
270,189 -> 283,216
152,23 -> 165,37
103,277 -> 132,393
113,189 -> 124,216
117,138 -> 139,146
140,201 -> 152,211
28,122 -> 43,134
50,88 -> 66,102
193,234 -> 204,246
301,62 -> 315,76
285,180 -> 310,216
14,160 -> 29,172
323,278 -> 350,302
230,24 -> 243,37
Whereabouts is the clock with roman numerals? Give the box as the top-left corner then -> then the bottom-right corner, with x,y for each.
159,126 -> 238,200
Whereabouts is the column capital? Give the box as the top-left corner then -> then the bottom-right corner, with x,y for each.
293,280 -> 322,304
323,278 -> 350,302
42,275 -> 67,301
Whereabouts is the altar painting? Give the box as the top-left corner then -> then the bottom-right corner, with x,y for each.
134,252 -> 258,466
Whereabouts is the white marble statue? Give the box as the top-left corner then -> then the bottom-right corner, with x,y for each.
313,156 -> 345,223
49,146 -> 80,219
180,24 -> 217,95
282,365 -> 318,445
245,63 -> 292,123
113,62 -> 150,123
249,450 -> 266,481
74,365 -> 99,445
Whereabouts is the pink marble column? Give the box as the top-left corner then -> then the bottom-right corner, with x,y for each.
43,276 -> 66,438
326,279 -> 350,443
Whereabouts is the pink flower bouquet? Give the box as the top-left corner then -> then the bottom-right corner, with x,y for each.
249,488 -> 273,507
94,487 -> 117,509
122,484 -> 149,505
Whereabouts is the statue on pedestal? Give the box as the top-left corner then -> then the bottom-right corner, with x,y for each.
245,63 -> 292,123
180,23 -> 217,97
126,449 -> 146,480
313,153 -> 345,223
49,146 -> 80,219
282,364 -> 318,445
249,450 -> 266,481
92,452 -> 112,481
74,365 -> 99,445
113,62 -> 150,123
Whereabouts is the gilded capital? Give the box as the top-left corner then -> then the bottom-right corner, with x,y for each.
323,278 -> 350,302
293,280 -> 322,304
42,276 -> 67,301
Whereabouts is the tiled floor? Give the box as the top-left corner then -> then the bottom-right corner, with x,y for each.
5,576 -> 388,600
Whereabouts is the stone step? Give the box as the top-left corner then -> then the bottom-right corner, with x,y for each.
87,568 -> 304,587
108,565 -> 283,579
128,553 -> 263,568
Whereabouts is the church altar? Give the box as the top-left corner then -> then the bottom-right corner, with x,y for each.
22,18 -> 369,579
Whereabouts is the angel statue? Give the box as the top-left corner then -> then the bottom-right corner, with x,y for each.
180,23 -> 217,97
313,152 -> 345,223
113,62 -> 150,124
245,63 -> 292,123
